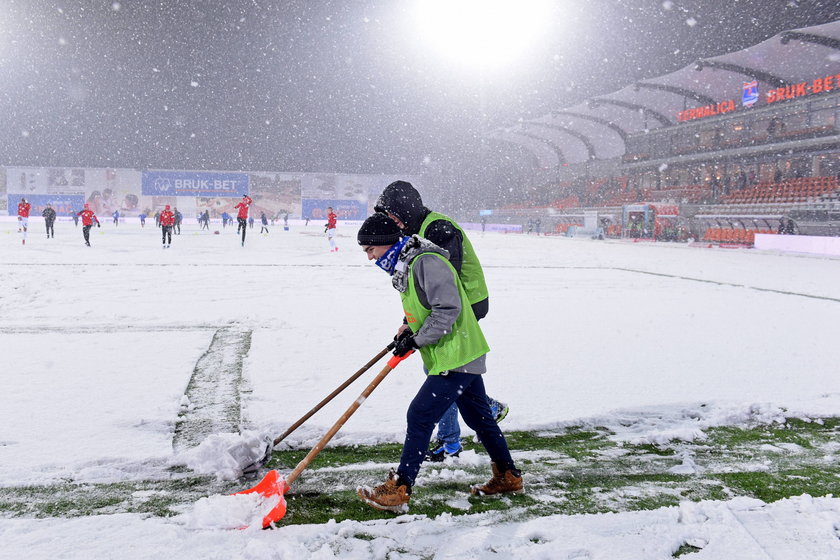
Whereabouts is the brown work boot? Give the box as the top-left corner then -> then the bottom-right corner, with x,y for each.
470,463 -> 524,496
357,469 -> 410,513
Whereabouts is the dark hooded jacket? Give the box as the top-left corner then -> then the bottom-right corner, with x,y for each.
375,180 -> 488,319
374,181 -> 464,274
42,206 -> 56,223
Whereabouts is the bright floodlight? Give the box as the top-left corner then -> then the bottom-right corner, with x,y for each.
414,0 -> 553,70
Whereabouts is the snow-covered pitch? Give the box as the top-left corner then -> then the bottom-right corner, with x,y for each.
1,217 -> 839,559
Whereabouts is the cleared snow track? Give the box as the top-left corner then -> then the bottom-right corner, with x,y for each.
173,325 -> 253,453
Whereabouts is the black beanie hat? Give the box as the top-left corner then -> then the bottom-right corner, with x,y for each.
357,213 -> 402,246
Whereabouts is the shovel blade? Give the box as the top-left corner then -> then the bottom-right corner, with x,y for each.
238,436 -> 273,478
233,469 -> 290,528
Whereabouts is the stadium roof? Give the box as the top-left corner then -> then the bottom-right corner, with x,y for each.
489,19 -> 840,170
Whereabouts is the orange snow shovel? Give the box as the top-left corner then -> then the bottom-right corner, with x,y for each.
235,349 -> 414,528
242,341 -> 396,474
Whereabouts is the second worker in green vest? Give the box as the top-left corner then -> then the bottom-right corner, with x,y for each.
374,180 -> 509,461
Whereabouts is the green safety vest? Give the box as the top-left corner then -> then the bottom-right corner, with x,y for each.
401,252 -> 489,375
419,212 -> 489,305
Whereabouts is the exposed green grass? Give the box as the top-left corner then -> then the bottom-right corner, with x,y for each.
500,427 -> 615,460
1,417 -> 838,526
0,476 -> 238,519
267,442 -> 405,470
714,468 -> 840,503
673,543 -> 703,557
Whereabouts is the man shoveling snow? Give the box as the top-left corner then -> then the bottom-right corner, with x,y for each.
355,213 -> 523,512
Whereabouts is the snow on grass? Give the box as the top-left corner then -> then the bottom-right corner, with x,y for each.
2,220 -> 840,558
3,495 -> 838,559
1,330 -> 210,486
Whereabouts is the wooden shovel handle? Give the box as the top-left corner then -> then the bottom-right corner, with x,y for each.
284,350 -> 413,487
272,342 -> 395,446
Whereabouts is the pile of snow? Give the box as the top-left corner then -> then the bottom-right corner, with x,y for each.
172,432 -> 269,480
180,492 -> 280,531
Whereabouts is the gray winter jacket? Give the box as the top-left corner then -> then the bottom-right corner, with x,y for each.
395,236 -> 486,374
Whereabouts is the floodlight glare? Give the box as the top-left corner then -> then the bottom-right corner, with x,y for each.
414,0 -> 553,70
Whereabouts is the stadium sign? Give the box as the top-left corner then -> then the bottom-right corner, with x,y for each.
7,193 -> 85,216
742,81 -> 758,107
766,73 -> 840,104
676,71 -> 840,122
141,171 -> 248,197
676,99 -> 736,122
302,199 -> 367,221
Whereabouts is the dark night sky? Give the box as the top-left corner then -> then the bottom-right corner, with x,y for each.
1,0 -> 839,177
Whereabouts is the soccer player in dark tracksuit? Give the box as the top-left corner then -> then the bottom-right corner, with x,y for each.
260,212 -> 269,233
42,204 -> 56,238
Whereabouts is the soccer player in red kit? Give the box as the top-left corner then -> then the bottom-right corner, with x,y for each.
159,205 -> 175,248
17,198 -> 30,245
76,203 -> 100,247
235,194 -> 252,246
326,206 -> 338,252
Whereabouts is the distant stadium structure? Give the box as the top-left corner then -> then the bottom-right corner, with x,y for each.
486,20 -> 840,242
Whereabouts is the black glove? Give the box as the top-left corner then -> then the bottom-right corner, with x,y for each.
97,223 -> 101,228
393,334 -> 417,357
394,328 -> 412,342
